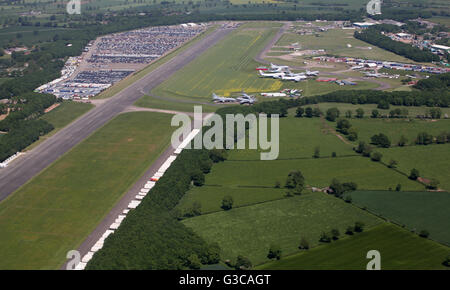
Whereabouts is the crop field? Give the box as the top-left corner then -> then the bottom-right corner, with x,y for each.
346,191 -> 450,245
256,223 -> 450,270
204,157 -> 424,191
275,29 -> 417,63
228,113 -> 355,161
177,186 -> 286,214
0,112 -> 174,269
309,103 -> 450,119
378,144 -> 450,191
349,118 -> 450,146
182,193 -> 381,265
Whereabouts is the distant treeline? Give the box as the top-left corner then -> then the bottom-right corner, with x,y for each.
354,27 -> 440,63
86,149 -> 222,269
414,73 -> 450,91
0,92 -> 57,162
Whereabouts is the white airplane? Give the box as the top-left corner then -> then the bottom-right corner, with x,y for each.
212,93 -> 236,103
306,70 -> 319,76
270,63 -> 290,71
281,74 -> 307,82
236,92 -> 256,105
258,70 -> 285,79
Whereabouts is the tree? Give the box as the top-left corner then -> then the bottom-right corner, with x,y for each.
313,146 -> 320,158
388,159 -> 398,168
187,254 -> 202,269
344,196 -> 352,203
345,226 -> 354,235
221,195 -> 234,210
409,168 -> 420,180
319,232 -> 331,243
395,184 -> 402,191
426,179 -> 440,190
285,170 -> 305,192
377,100 -> 390,110
355,108 -> 364,118
370,151 -> 383,162
326,107 -> 340,121
191,170 -> 205,186
354,221 -> 365,232
331,228 -> 340,240
336,118 -> 352,134
299,238 -> 309,250
343,182 -> 357,192
329,178 -> 345,197
371,109 -> 379,118
371,133 -> 391,148
295,107 -> 304,117
419,230 -> 430,238
347,127 -> 358,141
235,255 -> 252,270
332,152 -> 337,157
274,180 -> 281,188
312,107 -> 322,117
185,201 -> 202,217
444,255 -> 450,267
398,135 -> 408,146
209,149 -> 228,162
415,132 -> 433,145
267,244 -> 282,260
305,107 -> 313,118
345,110 -> 352,118
436,132 -> 447,144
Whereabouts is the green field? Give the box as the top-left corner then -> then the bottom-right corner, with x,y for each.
177,186 -> 286,214
148,24 -> 283,102
346,190 -> 450,245
378,144 -> 450,191
349,118 -> 450,146
257,223 -> 450,270
308,102 -> 450,118
0,112 -> 174,269
182,193 -> 381,265
40,101 -> 94,130
24,101 -> 94,151
275,29 -> 418,63
204,157 -> 424,191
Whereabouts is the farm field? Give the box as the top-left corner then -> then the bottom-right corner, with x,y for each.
378,144 -> 450,191
204,156 -> 424,191
0,112 -> 174,269
349,118 -> 450,146
177,186 -> 286,214
256,223 -> 450,270
307,102 -> 450,119
228,114 -> 355,161
346,190 -> 450,245
182,193 -> 381,266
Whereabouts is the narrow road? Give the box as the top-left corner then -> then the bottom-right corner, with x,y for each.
0,27 -> 235,202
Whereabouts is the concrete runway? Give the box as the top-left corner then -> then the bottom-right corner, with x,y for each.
0,27 -> 234,203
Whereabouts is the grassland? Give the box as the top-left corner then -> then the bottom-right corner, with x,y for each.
148,24 -> 283,101
256,223 -> 450,270
25,101 -> 94,151
378,144 -> 450,191
308,102 -> 450,119
182,193 -> 381,265
346,190 -> 450,246
275,29 -> 418,63
349,118 -> 450,146
0,112 -> 174,269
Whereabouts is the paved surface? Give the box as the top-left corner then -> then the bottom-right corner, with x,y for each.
0,27 -> 234,203
254,22 -> 392,91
